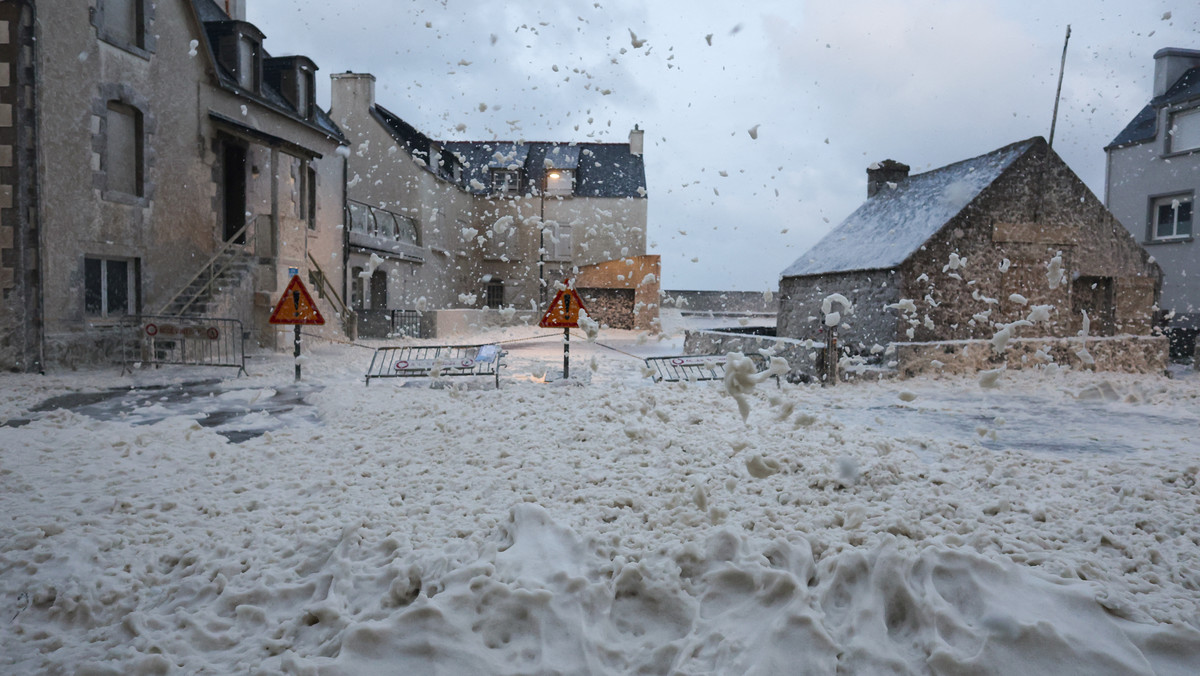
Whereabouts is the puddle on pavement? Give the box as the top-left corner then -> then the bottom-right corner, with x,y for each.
10,379 -> 322,443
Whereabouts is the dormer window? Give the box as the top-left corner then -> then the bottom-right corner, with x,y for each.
1168,107 -> 1200,154
236,35 -> 260,90
206,21 -> 265,94
491,168 -> 521,196
545,169 -> 575,196
264,56 -> 318,120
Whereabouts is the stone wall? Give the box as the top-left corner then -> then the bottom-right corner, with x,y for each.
578,288 -> 635,329
893,334 -> 1169,377
665,290 -> 777,315
683,329 -> 825,382
777,269 -> 901,353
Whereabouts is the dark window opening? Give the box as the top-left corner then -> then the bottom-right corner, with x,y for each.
350,267 -> 365,310
485,280 -> 504,309
84,257 -> 138,318
1072,276 -> 1115,337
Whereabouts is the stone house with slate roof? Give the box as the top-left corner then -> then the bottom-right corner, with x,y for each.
0,0 -> 349,370
1105,47 -> 1200,359
778,136 -> 1166,377
330,73 -> 655,337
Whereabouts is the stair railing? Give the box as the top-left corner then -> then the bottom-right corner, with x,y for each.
157,217 -> 259,316
306,252 -> 356,331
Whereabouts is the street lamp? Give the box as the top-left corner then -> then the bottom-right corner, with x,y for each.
538,170 -> 561,307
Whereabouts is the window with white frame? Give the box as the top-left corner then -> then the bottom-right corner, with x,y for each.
84,257 -> 137,318
550,222 -> 573,260
1168,107 -> 1200,154
1152,194 -> 1193,240
491,169 -> 521,196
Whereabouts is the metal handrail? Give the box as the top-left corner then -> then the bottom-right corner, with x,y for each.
157,219 -> 255,315
307,251 -> 352,320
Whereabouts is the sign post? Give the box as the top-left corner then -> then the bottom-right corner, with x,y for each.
538,286 -> 587,381
268,275 -> 326,381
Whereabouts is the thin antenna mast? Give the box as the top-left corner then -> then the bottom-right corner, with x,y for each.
1048,25 -> 1072,147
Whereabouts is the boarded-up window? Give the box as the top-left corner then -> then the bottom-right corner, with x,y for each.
106,102 -> 141,197
237,36 -> 259,90
103,0 -> 142,48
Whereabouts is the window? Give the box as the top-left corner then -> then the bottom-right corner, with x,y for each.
84,257 -> 137,318
394,214 -> 419,246
98,0 -> 145,51
350,266 -> 365,310
1152,194 -> 1193,240
105,101 -> 142,197
491,169 -> 521,196
236,35 -> 260,91
371,208 -> 397,238
545,169 -> 574,196
348,202 -> 372,234
485,280 -> 504,309
550,222 -> 573,260
1168,107 -> 1200,154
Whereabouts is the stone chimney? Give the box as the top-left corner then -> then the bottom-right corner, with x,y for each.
866,159 -> 910,198
1153,48 -> 1200,98
329,72 -> 375,123
629,125 -> 644,156
222,0 -> 246,21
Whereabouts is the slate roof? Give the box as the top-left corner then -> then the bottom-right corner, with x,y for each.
369,107 -> 646,199
1107,65 -> 1200,149
781,138 -> 1038,278
443,140 -> 647,198
191,0 -> 345,144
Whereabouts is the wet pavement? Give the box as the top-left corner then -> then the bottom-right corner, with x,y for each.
6,379 -> 322,443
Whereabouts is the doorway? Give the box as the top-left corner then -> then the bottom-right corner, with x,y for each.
222,142 -> 248,243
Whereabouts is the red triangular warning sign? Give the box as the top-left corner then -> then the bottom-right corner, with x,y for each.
539,288 -> 588,328
269,275 -> 326,325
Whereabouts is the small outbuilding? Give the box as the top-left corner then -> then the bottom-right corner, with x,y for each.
778,137 -> 1166,377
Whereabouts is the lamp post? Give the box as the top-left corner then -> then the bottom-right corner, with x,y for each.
538,170 -> 560,307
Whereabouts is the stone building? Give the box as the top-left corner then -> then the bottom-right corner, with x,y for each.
1105,47 -> 1200,358
328,72 -> 655,338
0,0 -> 349,371
778,137 -> 1165,376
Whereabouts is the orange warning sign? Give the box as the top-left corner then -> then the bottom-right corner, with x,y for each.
268,275 -> 326,325
539,288 -> 588,328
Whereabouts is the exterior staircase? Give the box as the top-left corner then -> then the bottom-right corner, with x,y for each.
158,247 -> 256,317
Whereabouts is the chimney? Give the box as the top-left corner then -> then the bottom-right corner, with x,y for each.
628,124 -> 644,156
1152,48 -> 1200,98
866,159 -> 910,197
330,72 -> 375,122
223,0 -> 246,21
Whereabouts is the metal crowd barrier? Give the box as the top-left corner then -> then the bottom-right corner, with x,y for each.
644,352 -> 778,385
365,344 -> 505,388
122,315 -> 247,376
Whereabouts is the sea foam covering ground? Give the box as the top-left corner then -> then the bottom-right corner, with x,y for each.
2,327 -> 1199,674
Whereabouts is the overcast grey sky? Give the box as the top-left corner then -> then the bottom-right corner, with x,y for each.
248,0 -> 1199,291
